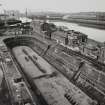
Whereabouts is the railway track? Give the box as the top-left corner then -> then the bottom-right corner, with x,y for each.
35,30 -> 105,69
57,44 -> 105,71
31,31 -> 105,72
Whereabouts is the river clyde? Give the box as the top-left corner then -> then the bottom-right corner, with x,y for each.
50,21 -> 105,42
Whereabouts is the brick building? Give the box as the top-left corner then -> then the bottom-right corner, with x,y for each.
52,30 -> 87,48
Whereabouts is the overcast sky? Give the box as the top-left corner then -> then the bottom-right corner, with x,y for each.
1,0 -> 105,13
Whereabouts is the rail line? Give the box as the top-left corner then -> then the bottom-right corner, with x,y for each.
32,31 -> 105,72
57,44 -> 105,71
